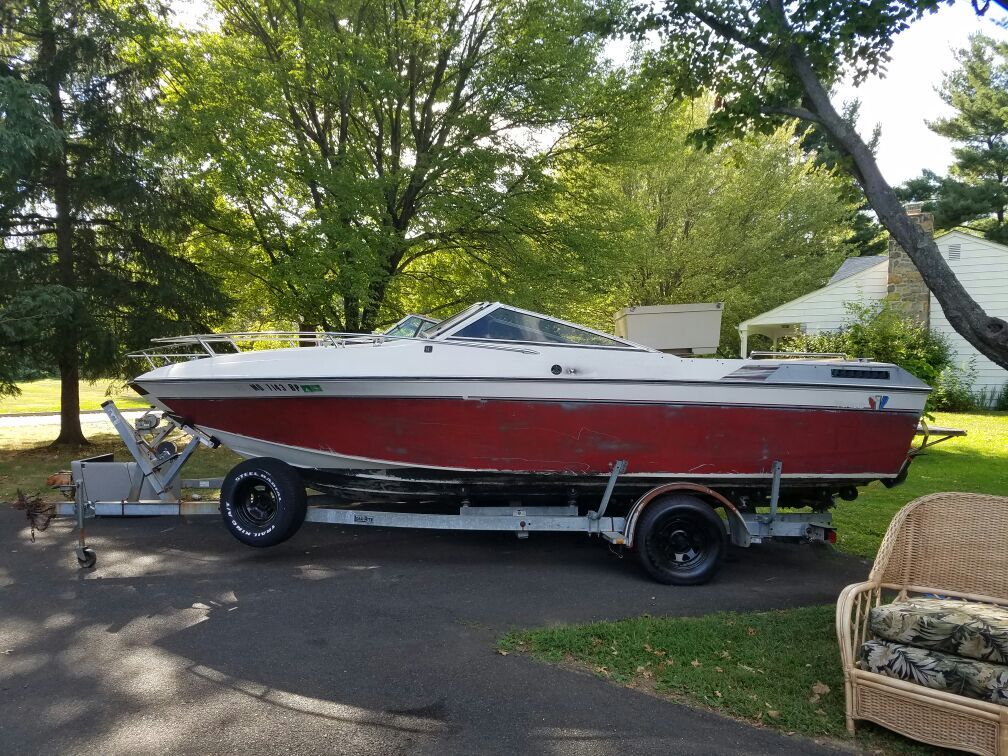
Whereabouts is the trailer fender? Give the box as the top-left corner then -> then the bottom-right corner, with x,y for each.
624,483 -> 751,549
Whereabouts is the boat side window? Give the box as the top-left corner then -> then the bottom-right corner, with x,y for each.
452,308 -> 625,346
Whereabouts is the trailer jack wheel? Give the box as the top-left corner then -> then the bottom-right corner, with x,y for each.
76,546 -> 97,569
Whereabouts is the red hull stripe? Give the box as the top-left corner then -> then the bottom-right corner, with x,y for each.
162,397 -> 918,475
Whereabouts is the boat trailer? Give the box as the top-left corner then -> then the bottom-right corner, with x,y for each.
55,402 -> 839,581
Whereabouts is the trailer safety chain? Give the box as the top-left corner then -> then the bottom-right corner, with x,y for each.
11,490 -> 56,542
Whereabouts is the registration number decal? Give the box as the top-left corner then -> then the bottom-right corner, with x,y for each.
249,383 -> 323,393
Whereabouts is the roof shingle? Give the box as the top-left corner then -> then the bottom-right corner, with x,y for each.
829,255 -> 887,285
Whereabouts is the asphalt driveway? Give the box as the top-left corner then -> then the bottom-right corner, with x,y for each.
0,506 -> 869,754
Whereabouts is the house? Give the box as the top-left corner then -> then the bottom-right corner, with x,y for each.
737,209 -> 1008,392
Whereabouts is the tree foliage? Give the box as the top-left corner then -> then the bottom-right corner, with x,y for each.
0,0 -> 228,443
170,0 -> 620,332
636,0 -> 1008,369
578,97 -> 857,353
898,34 -> 1008,242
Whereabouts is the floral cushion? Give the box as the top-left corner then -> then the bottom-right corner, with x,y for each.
860,640 -> 1008,704
868,598 -> 1008,664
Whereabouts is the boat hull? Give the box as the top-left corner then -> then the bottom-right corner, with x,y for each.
154,393 -> 919,481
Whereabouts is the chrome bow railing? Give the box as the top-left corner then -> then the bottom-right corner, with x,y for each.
127,331 -> 407,367
128,330 -> 539,367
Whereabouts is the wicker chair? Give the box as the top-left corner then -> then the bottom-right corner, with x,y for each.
837,492 -> 1008,756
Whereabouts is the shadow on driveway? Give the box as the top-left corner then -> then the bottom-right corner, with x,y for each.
0,508 -> 867,754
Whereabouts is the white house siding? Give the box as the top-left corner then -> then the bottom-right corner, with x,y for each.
929,231 -> 1008,392
796,263 -> 890,333
740,261 -> 888,335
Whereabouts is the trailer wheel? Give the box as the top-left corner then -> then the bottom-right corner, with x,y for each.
634,494 -> 726,585
220,458 -> 307,547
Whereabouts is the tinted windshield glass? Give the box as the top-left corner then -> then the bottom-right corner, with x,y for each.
452,308 -> 624,346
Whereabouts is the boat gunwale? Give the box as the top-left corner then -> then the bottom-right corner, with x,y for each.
132,374 -> 933,395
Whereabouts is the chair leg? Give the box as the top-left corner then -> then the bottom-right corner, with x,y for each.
845,681 -> 856,734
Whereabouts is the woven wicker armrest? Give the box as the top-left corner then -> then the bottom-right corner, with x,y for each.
837,580 -> 882,672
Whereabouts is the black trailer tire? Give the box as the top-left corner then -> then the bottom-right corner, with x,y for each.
220,458 -> 307,547
634,494 -> 727,585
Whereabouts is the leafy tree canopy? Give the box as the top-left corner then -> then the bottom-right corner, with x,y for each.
898,34 -> 1008,242
169,0 -> 623,333
634,0 -> 1008,369
800,99 -> 887,257
580,96 -> 859,354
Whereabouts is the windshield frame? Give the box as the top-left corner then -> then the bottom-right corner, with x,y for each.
421,302 -> 494,339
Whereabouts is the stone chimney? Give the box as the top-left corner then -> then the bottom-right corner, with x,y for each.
886,203 -> 933,327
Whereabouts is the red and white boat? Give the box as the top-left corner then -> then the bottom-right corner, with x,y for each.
130,302 -> 929,511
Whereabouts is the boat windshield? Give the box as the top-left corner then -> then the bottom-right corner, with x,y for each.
423,303 -> 492,338
449,307 -> 627,347
384,314 -> 440,338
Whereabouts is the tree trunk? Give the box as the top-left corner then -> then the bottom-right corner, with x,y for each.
298,321 -> 320,346
787,48 -> 1008,371
40,0 -> 87,446
343,295 -> 361,333
55,348 -> 86,446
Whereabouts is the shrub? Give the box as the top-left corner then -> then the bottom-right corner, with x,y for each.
973,382 -> 1008,411
930,360 -> 980,412
997,384 -> 1008,411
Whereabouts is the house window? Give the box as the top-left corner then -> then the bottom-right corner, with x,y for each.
947,244 -> 961,260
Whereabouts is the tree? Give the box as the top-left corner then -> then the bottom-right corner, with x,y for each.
637,0 -> 1008,370
169,0 -> 620,333
565,97 -> 857,352
899,34 -> 1008,242
1,0 -> 228,444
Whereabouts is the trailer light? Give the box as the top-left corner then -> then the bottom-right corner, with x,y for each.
826,529 -> 837,544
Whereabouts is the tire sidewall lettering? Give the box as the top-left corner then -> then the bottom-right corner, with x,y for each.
224,469 -> 282,539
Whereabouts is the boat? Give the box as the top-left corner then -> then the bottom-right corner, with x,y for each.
129,301 -> 930,514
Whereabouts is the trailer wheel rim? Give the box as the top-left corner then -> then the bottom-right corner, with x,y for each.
233,479 -> 278,530
645,512 -> 714,572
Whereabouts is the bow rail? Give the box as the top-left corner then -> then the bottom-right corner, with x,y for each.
128,330 -> 538,368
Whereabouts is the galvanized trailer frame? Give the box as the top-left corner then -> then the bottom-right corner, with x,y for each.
57,403 -> 836,570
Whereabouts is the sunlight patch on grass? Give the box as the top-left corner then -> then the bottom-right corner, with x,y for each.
0,430 -> 240,502
0,379 -> 151,415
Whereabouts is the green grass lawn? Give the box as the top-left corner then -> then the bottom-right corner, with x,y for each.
0,379 -> 152,414
501,607 -> 936,754
502,410 -> 1006,754
833,411 -> 1007,556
